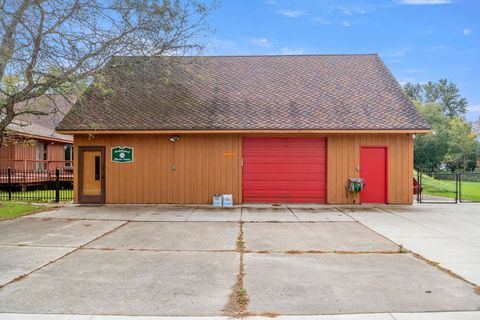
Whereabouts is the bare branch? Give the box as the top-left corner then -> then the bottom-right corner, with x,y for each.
0,0 -> 215,144
0,0 -> 31,80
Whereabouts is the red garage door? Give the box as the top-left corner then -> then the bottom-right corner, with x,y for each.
243,137 -> 326,203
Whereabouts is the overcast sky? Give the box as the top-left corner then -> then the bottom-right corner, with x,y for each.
205,0 -> 480,121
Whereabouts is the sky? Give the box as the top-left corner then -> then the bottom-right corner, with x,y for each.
204,0 -> 480,121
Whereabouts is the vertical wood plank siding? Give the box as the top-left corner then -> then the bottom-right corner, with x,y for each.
74,133 -> 413,205
74,134 -> 243,204
327,133 -> 413,204
0,141 -> 67,170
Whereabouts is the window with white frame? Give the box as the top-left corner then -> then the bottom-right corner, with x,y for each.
64,145 -> 73,169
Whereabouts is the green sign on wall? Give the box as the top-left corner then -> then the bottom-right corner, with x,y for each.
111,146 -> 134,163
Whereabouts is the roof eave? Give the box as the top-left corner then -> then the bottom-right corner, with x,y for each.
9,131 -> 73,144
57,128 -> 432,135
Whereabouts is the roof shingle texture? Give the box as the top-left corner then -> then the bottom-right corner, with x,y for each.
57,54 -> 430,131
9,95 -> 73,142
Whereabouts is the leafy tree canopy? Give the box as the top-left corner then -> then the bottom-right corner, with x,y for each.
413,101 -> 479,172
404,79 -> 467,118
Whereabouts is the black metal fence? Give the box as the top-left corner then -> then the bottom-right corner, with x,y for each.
416,170 -> 480,203
0,168 -> 73,202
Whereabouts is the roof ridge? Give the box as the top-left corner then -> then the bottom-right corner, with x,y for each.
111,53 -> 380,58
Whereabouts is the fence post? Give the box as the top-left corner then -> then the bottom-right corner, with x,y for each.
416,170 -> 420,203
457,173 -> 461,203
455,173 -> 459,204
55,168 -> 60,203
7,167 -> 12,201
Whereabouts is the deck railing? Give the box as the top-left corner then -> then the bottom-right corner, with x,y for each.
0,159 -> 73,171
0,167 -> 73,202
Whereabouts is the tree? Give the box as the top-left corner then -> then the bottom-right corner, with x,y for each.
444,117 -> 478,172
0,0 -> 215,145
403,82 -> 423,102
403,79 -> 467,118
413,102 -> 451,171
413,101 -> 479,172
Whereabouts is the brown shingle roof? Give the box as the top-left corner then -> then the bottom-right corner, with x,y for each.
9,95 -> 73,142
57,54 -> 430,131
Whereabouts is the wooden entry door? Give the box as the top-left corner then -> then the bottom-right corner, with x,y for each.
360,146 -> 387,204
79,147 -> 105,204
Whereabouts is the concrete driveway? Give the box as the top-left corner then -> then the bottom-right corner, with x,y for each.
0,204 -> 479,318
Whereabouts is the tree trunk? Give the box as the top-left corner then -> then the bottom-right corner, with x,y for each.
0,100 -> 16,147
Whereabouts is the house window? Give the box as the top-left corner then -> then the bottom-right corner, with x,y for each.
64,145 -> 73,169
35,142 -> 48,171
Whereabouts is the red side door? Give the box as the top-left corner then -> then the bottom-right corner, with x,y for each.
360,147 -> 387,204
242,137 -> 326,203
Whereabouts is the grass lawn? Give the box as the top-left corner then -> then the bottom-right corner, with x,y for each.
0,189 -> 73,202
418,172 -> 480,202
0,202 -> 44,220
458,180 -> 480,202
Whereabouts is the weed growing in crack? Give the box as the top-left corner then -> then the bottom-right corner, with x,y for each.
236,239 -> 244,249
237,287 -> 249,308
224,222 -> 249,317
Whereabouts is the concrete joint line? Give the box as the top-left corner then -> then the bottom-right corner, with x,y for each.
352,213 -> 480,294
386,209 -> 479,247
0,221 -> 129,290
0,243 -> 77,249
32,217 -> 130,222
375,206 -> 452,239
343,214 -> 405,250
224,221 -> 249,317
408,250 -> 480,294
82,247 -> 238,253
244,250 -> 407,255
287,207 -> 301,221
184,207 -> 197,221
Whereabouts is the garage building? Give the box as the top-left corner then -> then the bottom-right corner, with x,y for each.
57,54 -> 430,205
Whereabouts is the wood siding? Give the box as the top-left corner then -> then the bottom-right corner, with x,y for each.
74,134 -> 242,204
74,133 -> 413,205
0,141 -> 69,170
327,133 -> 413,204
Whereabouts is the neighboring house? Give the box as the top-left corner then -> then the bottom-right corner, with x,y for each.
1,95 -> 73,171
57,54 -> 430,205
